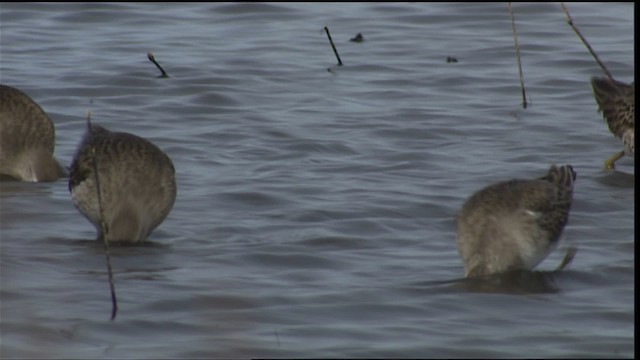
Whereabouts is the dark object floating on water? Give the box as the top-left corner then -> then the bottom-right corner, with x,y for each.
350,33 -> 364,43
446,56 -> 458,63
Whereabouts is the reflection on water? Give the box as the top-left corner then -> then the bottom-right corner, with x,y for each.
455,270 -> 562,294
412,269 -> 566,295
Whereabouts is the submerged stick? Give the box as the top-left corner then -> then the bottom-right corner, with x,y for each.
555,245 -> 578,271
147,52 -> 169,78
508,3 -> 528,109
86,111 -> 118,320
560,2 -> 614,81
324,26 -> 343,66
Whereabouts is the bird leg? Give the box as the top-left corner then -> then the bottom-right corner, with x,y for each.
555,245 -> 578,271
603,150 -> 625,170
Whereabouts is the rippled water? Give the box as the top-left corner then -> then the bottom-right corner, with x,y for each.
0,2 -> 634,358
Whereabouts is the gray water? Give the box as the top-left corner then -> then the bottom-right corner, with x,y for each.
0,2 -> 634,358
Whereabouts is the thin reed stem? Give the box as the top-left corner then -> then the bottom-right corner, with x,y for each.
324,26 -> 343,66
86,111 -> 118,320
508,3 -> 528,109
560,2 -> 614,81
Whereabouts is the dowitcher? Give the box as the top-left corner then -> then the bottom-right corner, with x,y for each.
590,77 -> 635,170
456,165 -> 576,278
69,124 -> 176,243
0,84 -> 66,181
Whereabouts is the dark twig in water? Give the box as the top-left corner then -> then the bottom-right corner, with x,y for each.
350,33 -> 364,43
86,111 -> 118,320
147,52 -> 169,78
555,245 -> 578,271
324,26 -> 343,66
560,3 -> 614,81
508,3 -> 528,109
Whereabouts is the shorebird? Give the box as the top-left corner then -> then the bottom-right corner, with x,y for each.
590,77 -> 635,170
456,165 -> 576,278
0,84 -> 66,181
69,124 -> 177,243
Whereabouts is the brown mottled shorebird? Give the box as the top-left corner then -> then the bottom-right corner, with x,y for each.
0,84 -> 66,181
69,124 -> 177,243
590,77 -> 635,170
456,165 -> 576,278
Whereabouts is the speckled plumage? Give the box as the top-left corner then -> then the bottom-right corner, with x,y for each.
69,124 -> 176,243
590,77 -> 635,169
456,165 -> 576,278
0,84 -> 66,181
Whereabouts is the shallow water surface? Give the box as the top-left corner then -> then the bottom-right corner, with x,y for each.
0,2 -> 634,358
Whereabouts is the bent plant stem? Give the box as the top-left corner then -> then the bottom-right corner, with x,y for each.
508,3 -> 528,109
86,111 -> 118,320
147,52 -> 169,78
560,2 -> 613,81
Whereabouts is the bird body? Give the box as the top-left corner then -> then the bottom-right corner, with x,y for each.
69,124 -> 176,243
0,84 -> 66,181
456,165 -> 576,278
590,77 -> 635,169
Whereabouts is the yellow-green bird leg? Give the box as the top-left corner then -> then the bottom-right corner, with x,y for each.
603,150 -> 625,170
